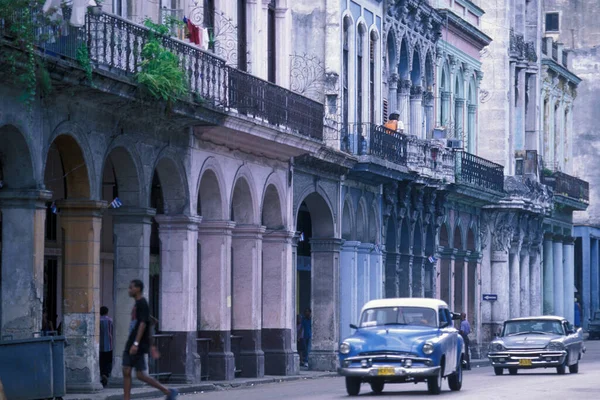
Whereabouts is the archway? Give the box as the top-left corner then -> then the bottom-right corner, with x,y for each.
341,200 -> 353,241
454,225 -> 464,312
439,224 -> 450,305
0,124 -> 39,340
295,192 -> 336,370
411,49 -> 422,87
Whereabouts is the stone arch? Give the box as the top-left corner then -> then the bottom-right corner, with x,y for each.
152,155 -> 189,215
356,198 -> 368,243
197,158 -> 228,220
413,219 -> 423,256
467,227 -> 476,251
454,68 -> 465,99
425,223 -> 436,255
386,29 -> 397,74
261,183 -> 284,229
231,176 -> 256,224
101,146 -> 143,207
341,196 -> 354,241
439,223 -> 450,248
295,187 -> 336,238
411,45 -> 422,86
399,218 -> 411,253
368,201 -> 379,244
399,37 -> 410,79
453,223 -> 464,250
0,125 -> 36,189
45,134 -> 91,199
425,51 -> 434,91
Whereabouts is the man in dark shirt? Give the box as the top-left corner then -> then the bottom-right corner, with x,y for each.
459,313 -> 471,370
122,280 -> 177,400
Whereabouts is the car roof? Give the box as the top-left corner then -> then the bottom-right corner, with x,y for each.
361,298 -> 448,313
505,316 -> 566,323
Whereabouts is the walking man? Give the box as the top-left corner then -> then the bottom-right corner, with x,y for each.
99,306 -> 113,387
459,313 -> 471,370
123,279 -> 177,400
301,308 -> 312,367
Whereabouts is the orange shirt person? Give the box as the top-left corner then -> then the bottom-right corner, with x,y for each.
384,111 -> 405,133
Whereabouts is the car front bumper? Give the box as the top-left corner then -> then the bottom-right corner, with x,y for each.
338,365 -> 440,378
488,350 -> 567,368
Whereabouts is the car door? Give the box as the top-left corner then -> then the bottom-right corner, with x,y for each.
563,321 -> 581,363
439,308 -> 457,374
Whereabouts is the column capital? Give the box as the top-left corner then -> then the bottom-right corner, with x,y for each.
0,188 -> 52,208
468,104 -> 477,113
341,240 -> 361,250
155,214 -> 202,231
232,224 -> 266,238
357,243 -> 376,253
310,238 -> 343,252
263,229 -> 295,243
57,199 -> 107,217
563,236 -> 575,245
109,207 -> 156,224
197,219 -> 236,235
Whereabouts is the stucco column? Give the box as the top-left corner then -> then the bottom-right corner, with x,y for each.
509,241 -> 521,318
245,0 -> 262,77
454,251 -> 466,313
519,245 -> 530,317
155,214 -> 202,383
309,238 -> 342,371
231,225 -> 266,378
387,74 -> 399,116
491,246 -> 510,329
439,248 -> 456,307
553,236 -> 565,317
399,252 -> 413,298
467,105 -> 477,153
357,243 -> 374,314
563,237 -> 575,324
529,244 -> 543,316
262,230 -> 298,375
369,245 -> 384,300
339,240 -> 359,346
412,254 -> 425,298
441,91 -> 451,127
110,207 -> 155,379
480,227 -> 493,341
385,250 -> 400,298
423,92 -> 434,138
197,220 -> 236,381
410,86 -> 423,138
398,79 -> 411,132
58,199 -> 107,392
0,189 -> 50,339
274,7 -> 290,87
543,233 -> 555,314
454,98 -> 465,140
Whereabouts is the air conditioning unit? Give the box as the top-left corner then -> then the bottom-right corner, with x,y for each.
446,139 -> 463,149
433,127 -> 447,139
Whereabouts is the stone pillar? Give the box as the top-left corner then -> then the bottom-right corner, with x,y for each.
0,189 -> 50,339
398,79 -> 411,132
369,245 -> 383,300
339,241 -> 359,344
563,237 -> 575,324
111,207 -> 155,379
454,252 -> 466,312
410,86 -> 423,137
155,215 -> 202,383
491,248 -> 510,329
399,252 -> 413,297
467,105 -> 477,153
57,199 -> 106,392
388,74 -> 399,116
423,92 -> 434,138
519,245 -> 530,317
543,233 -> 555,314
309,238 -> 342,371
357,244 -> 374,313
553,236 -> 564,317
454,98 -> 465,140
441,91 -> 451,127
274,7 -> 290,88
231,225 -> 266,378
530,244 -> 543,316
197,221 -> 236,381
385,251 -> 400,298
262,230 -> 298,375
412,254 -> 425,298
439,248 -> 456,307
245,0 -> 262,77
480,224 -> 493,341
509,241 -> 521,318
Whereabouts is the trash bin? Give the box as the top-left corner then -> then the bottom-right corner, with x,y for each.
0,335 -> 66,400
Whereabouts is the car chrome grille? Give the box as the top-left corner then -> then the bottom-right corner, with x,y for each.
358,351 -> 415,357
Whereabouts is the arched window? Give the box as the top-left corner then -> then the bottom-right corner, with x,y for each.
370,31 -> 378,123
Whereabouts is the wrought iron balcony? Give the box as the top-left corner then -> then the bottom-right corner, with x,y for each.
542,171 -> 589,203
1,8 -> 324,141
455,151 -> 504,192
341,123 -> 408,166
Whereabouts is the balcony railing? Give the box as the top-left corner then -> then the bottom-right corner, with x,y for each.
455,151 -> 504,192
1,8 -> 324,141
341,123 -> 408,166
543,171 -> 589,202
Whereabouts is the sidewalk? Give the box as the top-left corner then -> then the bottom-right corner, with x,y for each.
63,371 -> 339,400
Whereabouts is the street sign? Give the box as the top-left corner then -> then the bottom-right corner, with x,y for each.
482,294 -> 498,301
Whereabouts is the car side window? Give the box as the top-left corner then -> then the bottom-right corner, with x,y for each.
444,309 -> 453,326
438,309 -> 447,328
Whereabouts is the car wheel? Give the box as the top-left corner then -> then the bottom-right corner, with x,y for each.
448,358 -> 463,391
370,380 -> 385,394
557,357 -> 567,375
569,362 -> 579,374
509,368 -> 518,375
345,377 -> 361,396
494,367 -> 504,376
427,365 -> 443,395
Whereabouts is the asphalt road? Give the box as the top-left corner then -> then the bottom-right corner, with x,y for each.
183,341 -> 600,400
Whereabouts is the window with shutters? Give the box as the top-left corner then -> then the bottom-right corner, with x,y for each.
545,12 -> 559,32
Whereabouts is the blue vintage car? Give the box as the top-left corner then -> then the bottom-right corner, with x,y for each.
337,298 -> 465,396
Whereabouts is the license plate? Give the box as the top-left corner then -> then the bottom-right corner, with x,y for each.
519,359 -> 532,367
378,367 -> 395,376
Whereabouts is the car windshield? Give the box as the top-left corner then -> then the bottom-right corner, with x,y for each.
360,306 -> 437,328
502,320 -> 564,336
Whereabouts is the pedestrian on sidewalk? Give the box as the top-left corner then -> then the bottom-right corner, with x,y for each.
296,314 -> 305,365
574,297 -> 582,328
99,306 -> 114,387
459,313 -> 471,370
301,308 -> 312,368
123,279 -> 177,400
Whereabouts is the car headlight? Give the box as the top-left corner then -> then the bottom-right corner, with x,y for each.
339,342 -> 351,355
489,342 -> 505,352
546,341 -> 565,351
422,342 -> 434,355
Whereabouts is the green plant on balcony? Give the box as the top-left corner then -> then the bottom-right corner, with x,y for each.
76,43 -> 93,84
542,168 -> 554,177
135,18 -> 188,109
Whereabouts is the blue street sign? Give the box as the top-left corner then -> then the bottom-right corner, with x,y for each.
482,294 -> 498,301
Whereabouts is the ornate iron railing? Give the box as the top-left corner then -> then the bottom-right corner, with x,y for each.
340,123 -> 408,165
1,8 -> 324,141
544,171 -> 589,202
455,151 -> 504,192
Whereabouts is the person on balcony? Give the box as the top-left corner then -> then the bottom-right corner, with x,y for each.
384,111 -> 405,134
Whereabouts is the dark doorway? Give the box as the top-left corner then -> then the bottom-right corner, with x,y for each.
296,202 -> 312,314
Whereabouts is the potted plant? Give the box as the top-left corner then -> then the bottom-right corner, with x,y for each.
88,0 -> 103,16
